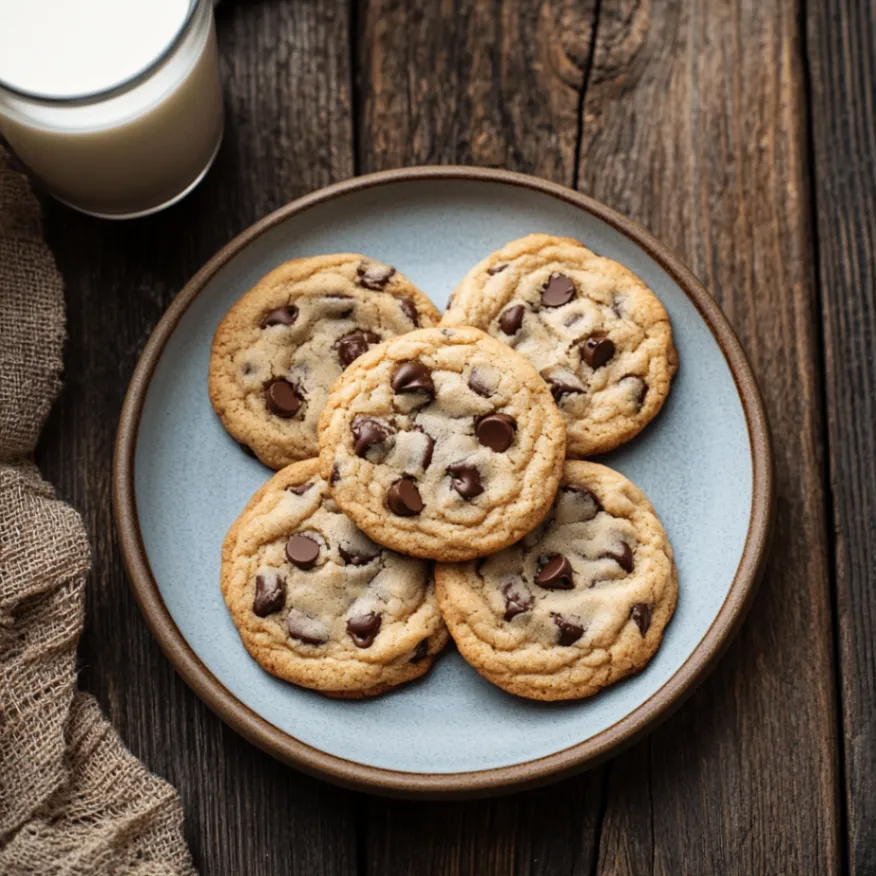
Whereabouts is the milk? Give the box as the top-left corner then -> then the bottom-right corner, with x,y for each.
0,0 -> 224,217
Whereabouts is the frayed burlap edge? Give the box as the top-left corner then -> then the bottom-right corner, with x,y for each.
0,148 -> 195,876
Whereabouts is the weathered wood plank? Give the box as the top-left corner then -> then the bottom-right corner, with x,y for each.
577,1 -> 840,873
35,2 -> 359,874
807,0 -> 876,872
365,779 -> 602,876
359,0 -> 840,873
358,0 -> 594,176
357,2 -> 606,874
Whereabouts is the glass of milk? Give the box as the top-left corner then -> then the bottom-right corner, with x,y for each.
0,0 -> 224,218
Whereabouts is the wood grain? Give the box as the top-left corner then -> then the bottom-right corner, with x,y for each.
358,0 -> 595,176
806,1 -> 876,872
35,2 -> 359,874
359,0 -> 840,873
577,1 -> 839,873
365,779 -> 603,876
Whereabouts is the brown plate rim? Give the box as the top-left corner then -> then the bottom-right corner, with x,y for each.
113,165 -> 774,799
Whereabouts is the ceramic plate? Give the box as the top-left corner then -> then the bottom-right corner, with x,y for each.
114,167 -> 773,797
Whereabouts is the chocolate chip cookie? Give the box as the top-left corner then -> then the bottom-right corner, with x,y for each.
318,326 -> 566,562
442,234 -> 678,457
210,254 -> 440,469
435,461 -> 677,701
221,459 -> 449,697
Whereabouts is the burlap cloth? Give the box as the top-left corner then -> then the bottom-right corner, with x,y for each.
0,149 -> 195,875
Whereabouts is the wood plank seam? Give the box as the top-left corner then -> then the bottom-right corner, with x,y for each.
573,0 -> 603,192
803,0 -> 876,871
588,763 -> 612,876
350,0 -> 364,175
798,5 -> 851,866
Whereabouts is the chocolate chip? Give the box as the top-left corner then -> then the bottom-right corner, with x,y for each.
413,426 -> 435,468
487,263 -> 508,275
358,261 -> 396,290
391,361 -> 434,396
602,543 -> 634,573
387,477 -> 423,516
535,555 -> 575,590
286,534 -> 320,569
562,484 -> 602,520
286,610 -> 328,645
476,413 -> 516,452
261,305 -> 298,327
347,612 -> 382,648
580,335 -> 616,368
631,603 -> 652,635
622,375 -> 648,409
253,571 -> 285,617
498,304 -> 525,335
411,639 -> 430,663
556,490 -> 600,526
543,369 -> 585,401
467,369 -> 495,397
330,463 -> 341,485
339,544 -> 379,566
337,329 -> 381,367
287,482 -> 313,495
265,379 -> 303,417
502,579 -> 533,621
564,484 -> 601,505
541,272 -> 576,307
446,462 -> 484,499
564,313 -> 583,328
552,613 -> 584,646
350,415 -> 394,458
398,296 -> 420,326
318,295 -> 354,319
241,363 -> 256,376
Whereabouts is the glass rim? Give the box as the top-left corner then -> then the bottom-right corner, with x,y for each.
0,0 -> 202,107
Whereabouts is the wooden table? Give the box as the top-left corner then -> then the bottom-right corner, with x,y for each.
35,1 -> 873,872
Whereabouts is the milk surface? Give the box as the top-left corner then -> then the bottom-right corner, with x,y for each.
0,0 -> 192,99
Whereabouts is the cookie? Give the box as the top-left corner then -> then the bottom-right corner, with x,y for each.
442,234 -> 678,456
209,254 -> 440,469
318,326 -> 566,562
435,461 -> 677,701
221,459 -> 449,697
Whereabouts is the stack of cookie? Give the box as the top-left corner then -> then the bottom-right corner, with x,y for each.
211,234 -> 678,701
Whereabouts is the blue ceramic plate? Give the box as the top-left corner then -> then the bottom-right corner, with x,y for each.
115,167 -> 772,796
